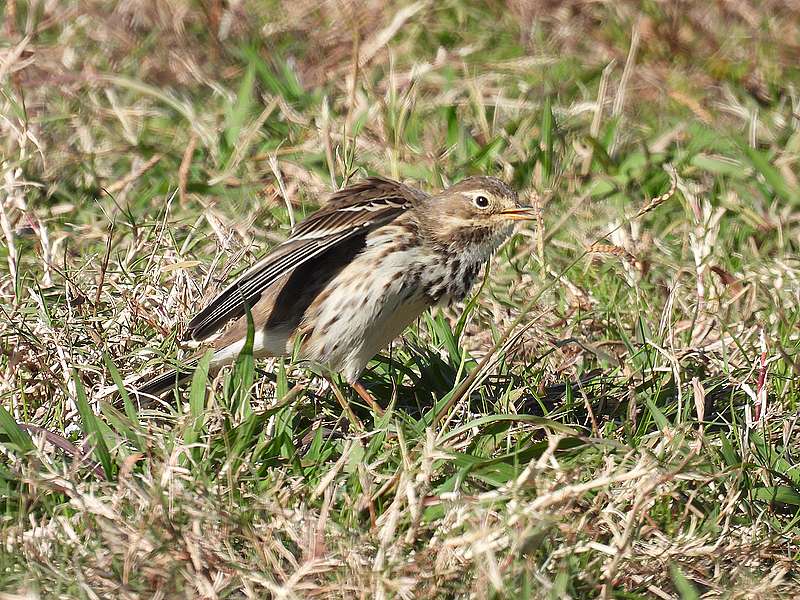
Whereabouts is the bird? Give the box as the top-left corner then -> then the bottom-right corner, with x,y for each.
133,175 -> 534,407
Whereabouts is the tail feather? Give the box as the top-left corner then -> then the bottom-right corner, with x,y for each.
131,359 -> 199,400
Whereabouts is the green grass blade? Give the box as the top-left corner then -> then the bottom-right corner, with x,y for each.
185,349 -> 214,451
742,144 -> 796,204
102,352 -> 139,425
99,402 -> 144,451
224,62 -> 255,149
541,96 -> 554,183
645,398 -> 670,432
189,350 -> 214,427
73,370 -> 114,479
752,485 -> 800,506
225,296 -> 255,418
0,404 -> 34,453
670,563 -> 700,600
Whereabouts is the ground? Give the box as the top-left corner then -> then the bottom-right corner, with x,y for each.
1,1 -> 799,598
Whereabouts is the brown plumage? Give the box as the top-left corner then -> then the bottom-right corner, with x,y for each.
135,175 -> 533,399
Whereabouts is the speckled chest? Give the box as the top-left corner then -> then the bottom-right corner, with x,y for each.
368,223 -> 489,307
418,225 -> 511,305
415,255 -> 482,305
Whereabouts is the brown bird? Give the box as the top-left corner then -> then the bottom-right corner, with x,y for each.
135,176 -> 534,406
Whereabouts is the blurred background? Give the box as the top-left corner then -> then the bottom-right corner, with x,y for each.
2,1 -> 800,597
3,1 -> 797,210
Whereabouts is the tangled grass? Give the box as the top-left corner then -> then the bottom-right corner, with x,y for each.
1,1 -> 800,597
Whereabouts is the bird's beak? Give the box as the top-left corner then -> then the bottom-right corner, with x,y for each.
499,206 -> 537,221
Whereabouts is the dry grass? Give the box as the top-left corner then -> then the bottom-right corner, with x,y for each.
2,0 -> 800,597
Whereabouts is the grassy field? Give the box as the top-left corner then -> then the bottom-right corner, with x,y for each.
2,1 -> 800,597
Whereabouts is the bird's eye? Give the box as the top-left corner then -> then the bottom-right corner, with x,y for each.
473,195 -> 490,209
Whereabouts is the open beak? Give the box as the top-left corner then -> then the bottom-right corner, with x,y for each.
499,206 -> 538,221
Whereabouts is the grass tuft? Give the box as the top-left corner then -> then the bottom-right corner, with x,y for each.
1,0 -> 800,596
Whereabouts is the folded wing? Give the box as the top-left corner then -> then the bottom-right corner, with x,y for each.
185,177 -> 427,341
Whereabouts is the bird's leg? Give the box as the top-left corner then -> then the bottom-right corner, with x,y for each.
328,380 -> 364,432
351,380 -> 384,416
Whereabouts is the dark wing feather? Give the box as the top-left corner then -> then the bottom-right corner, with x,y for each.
185,177 -> 426,341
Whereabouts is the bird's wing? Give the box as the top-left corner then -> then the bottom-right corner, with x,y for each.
185,177 -> 427,341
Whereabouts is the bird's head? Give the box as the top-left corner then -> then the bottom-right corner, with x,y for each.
418,176 -> 534,254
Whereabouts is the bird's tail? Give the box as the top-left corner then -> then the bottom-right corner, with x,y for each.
130,359 -> 200,401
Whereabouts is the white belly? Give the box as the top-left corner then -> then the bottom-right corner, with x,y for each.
302,228 -> 435,382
